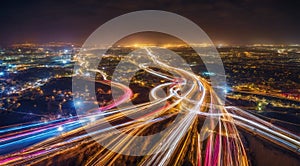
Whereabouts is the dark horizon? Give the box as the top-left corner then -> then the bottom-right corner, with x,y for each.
0,0 -> 299,46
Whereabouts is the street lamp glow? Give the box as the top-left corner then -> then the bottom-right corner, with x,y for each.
57,126 -> 64,131
74,100 -> 82,107
223,88 -> 228,94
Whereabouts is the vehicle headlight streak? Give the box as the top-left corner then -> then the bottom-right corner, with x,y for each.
0,48 -> 299,165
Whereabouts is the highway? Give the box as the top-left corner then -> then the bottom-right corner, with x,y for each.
0,48 -> 299,165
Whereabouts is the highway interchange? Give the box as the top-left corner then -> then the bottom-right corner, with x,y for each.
0,48 -> 299,165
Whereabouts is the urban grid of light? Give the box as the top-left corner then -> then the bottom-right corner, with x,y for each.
0,48 -> 299,166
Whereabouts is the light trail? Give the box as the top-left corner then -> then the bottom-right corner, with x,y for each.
0,48 -> 299,166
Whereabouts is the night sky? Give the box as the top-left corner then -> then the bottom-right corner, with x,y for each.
0,0 -> 299,45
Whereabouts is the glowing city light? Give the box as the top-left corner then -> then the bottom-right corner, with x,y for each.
74,100 -> 82,107
0,45 -> 299,166
223,88 -> 228,94
202,71 -> 216,76
57,126 -> 64,131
